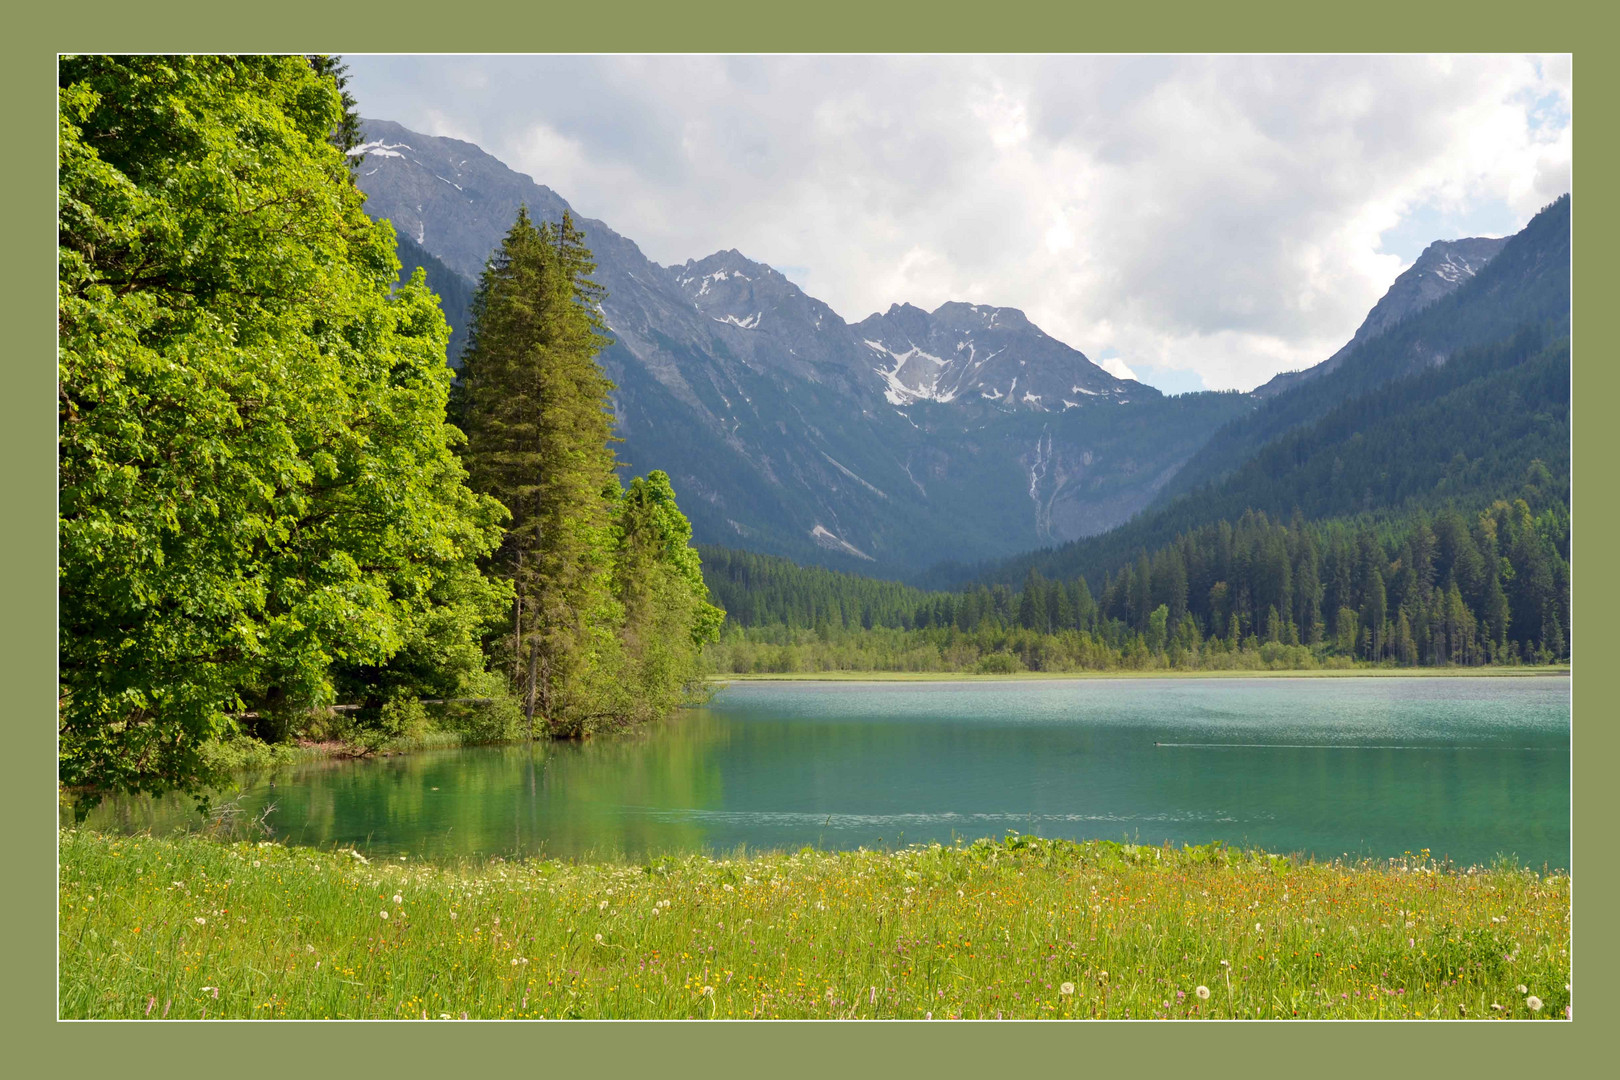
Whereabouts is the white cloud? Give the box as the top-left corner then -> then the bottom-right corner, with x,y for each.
1098,357 -> 1140,382
347,54 -> 1572,391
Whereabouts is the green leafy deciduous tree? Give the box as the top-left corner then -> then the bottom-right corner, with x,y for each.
58,56 -> 510,800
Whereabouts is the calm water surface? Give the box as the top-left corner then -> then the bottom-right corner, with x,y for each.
77,677 -> 1571,868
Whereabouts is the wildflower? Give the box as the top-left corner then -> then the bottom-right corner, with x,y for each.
1526,996 -> 1542,1012
703,986 -> 715,996
393,894 -> 403,905
1408,938 -> 1415,948
202,987 -> 219,999
380,910 -> 389,920
594,933 -> 604,943
1196,986 -> 1210,1000
194,917 -> 207,925
253,860 -> 261,867
599,900 -> 609,910
1516,984 -> 1528,994
1060,982 -> 1075,996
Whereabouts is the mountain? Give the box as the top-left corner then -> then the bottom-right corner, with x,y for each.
351,120 -> 1249,576
1153,196 -> 1569,506
1254,236 -> 1509,398
852,301 -> 1133,409
933,197 -> 1570,590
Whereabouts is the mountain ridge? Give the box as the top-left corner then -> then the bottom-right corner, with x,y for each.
354,119 -> 1243,577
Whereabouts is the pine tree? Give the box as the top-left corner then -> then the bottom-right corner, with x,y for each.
458,208 -> 621,736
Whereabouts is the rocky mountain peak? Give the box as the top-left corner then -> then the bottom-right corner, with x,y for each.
1254,233 -> 1510,397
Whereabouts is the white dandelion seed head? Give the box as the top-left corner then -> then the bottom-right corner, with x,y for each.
1527,996 -> 1542,1011
1516,984 -> 1528,994
380,910 -> 389,919
1059,982 -> 1075,995
1196,985 -> 1211,999
594,933 -> 603,943
393,894 -> 403,905
194,916 -> 206,925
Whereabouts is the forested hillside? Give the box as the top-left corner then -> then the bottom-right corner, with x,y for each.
958,328 -> 1569,589
704,485 -> 1569,674
1158,195 -> 1570,504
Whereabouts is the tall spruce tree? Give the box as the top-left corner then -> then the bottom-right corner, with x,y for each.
457,209 -> 722,735
457,208 -> 622,736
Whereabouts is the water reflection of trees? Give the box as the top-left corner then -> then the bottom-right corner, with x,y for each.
71,711 -> 733,861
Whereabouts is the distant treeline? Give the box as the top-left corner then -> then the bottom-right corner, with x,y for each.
700,484 -> 1569,673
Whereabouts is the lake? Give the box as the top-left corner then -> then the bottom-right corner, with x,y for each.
75,676 -> 1571,869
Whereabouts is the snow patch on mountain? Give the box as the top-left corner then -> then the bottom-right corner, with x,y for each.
810,524 -> 875,561
349,140 -> 413,159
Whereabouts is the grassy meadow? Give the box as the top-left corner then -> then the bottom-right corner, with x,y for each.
60,829 -> 1569,1020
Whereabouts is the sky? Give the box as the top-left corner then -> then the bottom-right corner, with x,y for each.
345,55 -> 1571,394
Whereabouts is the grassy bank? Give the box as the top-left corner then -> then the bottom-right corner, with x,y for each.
60,830 -> 1569,1020
712,666 -> 1571,683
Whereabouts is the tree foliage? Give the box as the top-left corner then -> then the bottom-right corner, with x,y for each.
58,56 -> 510,800
703,480 -> 1570,669
456,209 -> 721,735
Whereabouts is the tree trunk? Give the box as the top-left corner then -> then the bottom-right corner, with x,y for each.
511,550 -> 524,684
524,637 -> 539,741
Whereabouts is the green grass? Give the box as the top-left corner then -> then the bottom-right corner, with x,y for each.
59,830 -> 1569,1020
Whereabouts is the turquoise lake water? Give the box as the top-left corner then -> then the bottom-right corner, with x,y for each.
77,676 -> 1571,868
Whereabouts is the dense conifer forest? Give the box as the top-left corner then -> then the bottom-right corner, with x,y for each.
701,478 -> 1569,674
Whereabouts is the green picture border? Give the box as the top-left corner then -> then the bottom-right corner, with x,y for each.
9,1 -> 1606,1072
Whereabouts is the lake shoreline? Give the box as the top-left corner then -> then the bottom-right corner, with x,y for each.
710,665 -> 1571,683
